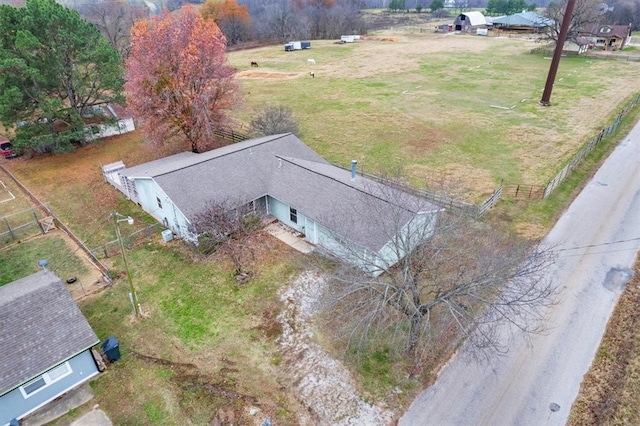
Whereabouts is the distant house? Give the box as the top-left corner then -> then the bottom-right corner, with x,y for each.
103,133 -> 440,275
491,12 -> 554,32
84,103 -> 136,141
581,24 -> 632,50
0,271 -> 100,426
453,11 -> 487,32
444,0 -> 468,7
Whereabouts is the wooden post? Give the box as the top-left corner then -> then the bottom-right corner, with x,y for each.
34,210 -> 45,233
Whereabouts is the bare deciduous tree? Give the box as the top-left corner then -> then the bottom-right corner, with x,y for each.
252,0 -> 309,42
608,0 -> 639,29
318,182 -> 556,360
250,105 -> 301,137
545,0 -> 603,44
191,200 -> 262,284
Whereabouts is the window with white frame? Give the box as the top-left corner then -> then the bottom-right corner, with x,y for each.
19,362 -> 72,398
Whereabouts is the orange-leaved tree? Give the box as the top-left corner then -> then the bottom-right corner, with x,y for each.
125,6 -> 241,153
200,0 -> 251,46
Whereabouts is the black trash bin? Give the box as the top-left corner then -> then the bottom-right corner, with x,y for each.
101,335 -> 121,362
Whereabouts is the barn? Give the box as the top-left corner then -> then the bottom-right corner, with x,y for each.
103,133 -> 441,276
0,271 -> 100,425
491,12 -> 553,33
453,11 -> 487,32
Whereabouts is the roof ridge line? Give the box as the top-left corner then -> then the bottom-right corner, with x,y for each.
149,133 -> 292,178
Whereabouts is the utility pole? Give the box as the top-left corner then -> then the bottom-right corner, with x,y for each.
540,0 -> 577,106
113,212 -> 142,317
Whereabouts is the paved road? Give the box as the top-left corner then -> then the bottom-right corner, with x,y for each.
401,121 -> 640,426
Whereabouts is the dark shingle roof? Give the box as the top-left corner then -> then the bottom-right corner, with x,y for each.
126,133 -> 326,217
0,271 -> 99,394
270,157 -> 436,251
120,133 -> 439,252
583,24 -> 631,39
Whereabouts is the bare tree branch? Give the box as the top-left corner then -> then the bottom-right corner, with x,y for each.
190,199 -> 262,283
315,179 -> 556,362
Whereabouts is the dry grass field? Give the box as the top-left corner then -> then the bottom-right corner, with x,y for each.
229,30 -> 640,205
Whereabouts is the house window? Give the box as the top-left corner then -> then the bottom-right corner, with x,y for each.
19,362 -> 72,398
156,196 -> 163,209
289,207 -> 298,224
22,377 -> 46,395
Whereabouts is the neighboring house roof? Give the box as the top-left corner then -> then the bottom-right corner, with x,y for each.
0,271 -> 99,394
458,11 -> 487,26
491,12 -> 553,28
106,104 -> 129,119
0,0 -> 25,6
582,24 -> 631,40
120,133 -> 439,253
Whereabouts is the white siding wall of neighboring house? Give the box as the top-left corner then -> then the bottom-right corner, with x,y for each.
131,178 -> 191,239
85,118 -> 135,141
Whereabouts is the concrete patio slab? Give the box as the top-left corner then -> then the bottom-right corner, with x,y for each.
265,223 -> 315,254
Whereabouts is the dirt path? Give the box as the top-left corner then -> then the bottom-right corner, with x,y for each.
277,271 -> 395,425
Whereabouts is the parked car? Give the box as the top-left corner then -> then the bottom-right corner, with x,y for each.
0,139 -> 17,158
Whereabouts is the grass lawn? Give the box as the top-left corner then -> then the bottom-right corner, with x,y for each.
2,25 -> 640,424
0,234 -> 88,286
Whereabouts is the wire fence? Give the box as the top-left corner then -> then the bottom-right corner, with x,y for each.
0,207 -> 52,245
543,93 -> 640,198
0,165 -> 114,281
90,223 -> 164,259
338,164 -> 503,219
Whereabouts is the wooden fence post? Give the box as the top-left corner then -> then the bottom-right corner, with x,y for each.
33,210 -> 45,234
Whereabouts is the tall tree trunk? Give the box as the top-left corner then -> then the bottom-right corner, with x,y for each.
407,312 -> 423,355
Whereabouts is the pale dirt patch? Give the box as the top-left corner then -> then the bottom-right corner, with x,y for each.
236,70 -> 301,80
276,271 -> 395,425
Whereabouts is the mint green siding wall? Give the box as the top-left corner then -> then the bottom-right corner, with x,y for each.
377,211 -> 438,268
267,196 -> 307,234
133,178 -> 191,240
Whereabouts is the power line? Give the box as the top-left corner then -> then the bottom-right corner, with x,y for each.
555,236 -> 640,252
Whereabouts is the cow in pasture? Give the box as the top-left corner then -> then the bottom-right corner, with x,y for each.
307,58 -> 316,65
250,61 -> 259,67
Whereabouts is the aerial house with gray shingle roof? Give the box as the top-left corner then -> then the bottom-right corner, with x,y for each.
0,271 -> 100,425
103,133 -> 440,275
